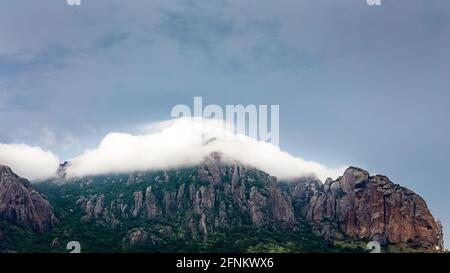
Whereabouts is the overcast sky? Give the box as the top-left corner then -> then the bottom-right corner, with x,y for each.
0,0 -> 449,246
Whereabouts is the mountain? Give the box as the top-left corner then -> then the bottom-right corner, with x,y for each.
288,167 -> 438,248
0,165 -> 57,232
0,165 -> 58,252
0,155 -> 441,252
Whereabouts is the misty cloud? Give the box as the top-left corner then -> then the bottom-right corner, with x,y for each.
67,118 -> 346,181
0,143 -> 60,180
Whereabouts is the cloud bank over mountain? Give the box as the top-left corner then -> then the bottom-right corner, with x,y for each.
66,118 -> 346,181
0,143 -> 60,180
0,118 -> 346,181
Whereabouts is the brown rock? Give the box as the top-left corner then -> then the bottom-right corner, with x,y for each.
0,165 -> 57,232
144,186 -> 158,219
297,167 -> 438,247
126,228 -> 148,246
132,191 -> 143,217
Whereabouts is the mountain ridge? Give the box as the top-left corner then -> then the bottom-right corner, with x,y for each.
0,165 -> 57,233
0,155 -> 442,252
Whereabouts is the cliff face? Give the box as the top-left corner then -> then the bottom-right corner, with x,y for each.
73,155 -> 297,240
56,157 -> 439,249
288,167 -> 438,247
0,156 -> 439,252
0,165 -> 57,233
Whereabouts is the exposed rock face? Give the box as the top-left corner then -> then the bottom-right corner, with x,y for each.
186,157 -> 295,236
132,191 -> 143,217
145,186 -> 158,219
124,227 -> 164,247
288,167 -> 438,247
0,165 -> 57,232
72,155 -> 297,240
46,157 -> 439,249
126,228 -> 149,246
77,194 -> 119,226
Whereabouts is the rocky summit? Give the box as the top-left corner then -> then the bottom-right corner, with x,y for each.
0,165 -> 57,233
288,167 -> 438,248
0,156 -> 441,252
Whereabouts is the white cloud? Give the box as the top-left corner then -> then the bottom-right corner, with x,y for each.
0,143 -> 60,180
0,118 -> 347,181
67,118 -> 346,181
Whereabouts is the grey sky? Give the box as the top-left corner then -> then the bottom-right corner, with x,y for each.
0,0 -> 449,246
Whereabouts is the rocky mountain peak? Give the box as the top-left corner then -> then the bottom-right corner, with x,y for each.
57,161 -> 69,179
0,165 -> 14,177
0,159 -> 441,252
299,167 -> 438,247
340,166 -> 370,193
0,165 -> 57,233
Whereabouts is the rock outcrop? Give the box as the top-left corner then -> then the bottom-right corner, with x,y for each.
124,226 -> 169,247
288,167 -> 438,247
72,155 -> 297,240
40,156 -> 440,250
126,228 -> 149,246
0,165 -> 57,232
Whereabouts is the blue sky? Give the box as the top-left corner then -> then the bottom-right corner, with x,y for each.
0,0 -> 449,246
